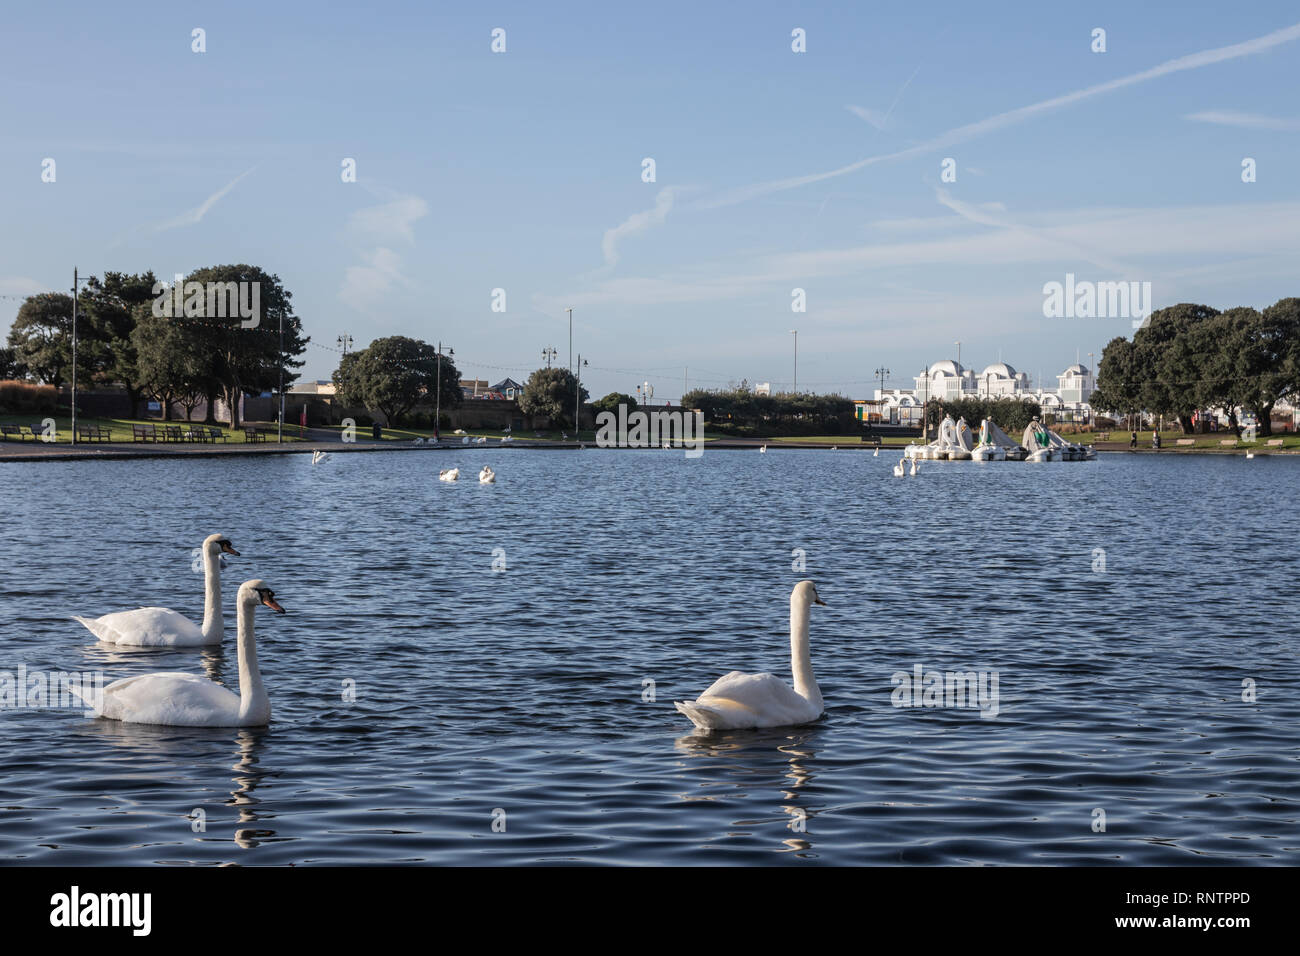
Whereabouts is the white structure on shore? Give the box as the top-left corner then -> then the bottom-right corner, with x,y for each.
868,360 -> 1097,424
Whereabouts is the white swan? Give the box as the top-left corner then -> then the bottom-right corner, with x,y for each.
892,457 -> 905,477
479,466 -> 496,483
76,580 -> 284,727
311,450 -> 330,464
72,534 -> 239,646
439,468 -> 460,482
873,447 -> 879,457
909,458 -> 919,476
1245,451 -> 1255,459
675,581 -> 826,731
759,444 -> 767,453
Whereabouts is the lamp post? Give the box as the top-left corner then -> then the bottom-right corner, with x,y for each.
874,366 -> 890,399
70,268 -> 92,446
277,310 -> 285,443
542,346 -> 557,369
566,308 -> 573,375
574,355 -> 588,438
337,332 -> 353,355
922,364 -> 931,440
789,329 -> 798,393
435,342 -> 453,443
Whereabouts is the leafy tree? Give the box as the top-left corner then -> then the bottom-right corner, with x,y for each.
682,387 -> 854,436
519,367 -> 588,428
132,304 -> 209,421
0,346 -> 24,380
333,336 -> 459,427
5,293 -> 88,388
173,265 -> 309,428
79,271 -> 159,417
928,396 -> 1041,433
592,392 -> 638,414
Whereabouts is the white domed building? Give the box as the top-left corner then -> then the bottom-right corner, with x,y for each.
913,360 -> 973,401
974,362 -> 1030,398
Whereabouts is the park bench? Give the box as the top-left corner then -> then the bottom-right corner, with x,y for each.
1219,439 -> 1237,447
164,425 -> 185,442
184,425 -> 209,443
1266,439 -> 1284,447
132,423 -> 158,442
0,424 -> 27,441
26,425 -> 48,441
244,427 -> 267,443
1176,438 -> 1195,446
206,426 -> 227,442
1096,432 -> 1110,441
77,424 -> 112,443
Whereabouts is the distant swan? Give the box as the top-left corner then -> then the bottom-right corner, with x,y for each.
479,466 -> 495,483
892,457 -> 905,477
873,447 -> 879,457
1246,451 -> 1255,459
909,458 -> 919,476
311,450 -> 330,464
76,580 -> 284,727
439,468 -> 460,482
759,445 -> 767,453
675,581 -> 826,731
72,534 -> 239,646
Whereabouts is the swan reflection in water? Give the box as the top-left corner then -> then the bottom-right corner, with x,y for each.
673,725 -> 823,855
74,715 -> 278,852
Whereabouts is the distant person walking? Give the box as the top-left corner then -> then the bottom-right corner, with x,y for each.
1152,430 -> 1161,450
1130,430 -> 1138,449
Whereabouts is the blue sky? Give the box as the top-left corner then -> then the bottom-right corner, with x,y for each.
2,1 -> 1298,401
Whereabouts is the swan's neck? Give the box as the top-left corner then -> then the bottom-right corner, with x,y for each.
200,548 -> 223,642
790,600 -> 822,709
235,601 -> 270,724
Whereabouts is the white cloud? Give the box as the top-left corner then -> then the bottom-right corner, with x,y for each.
601,187 -> 677,267
151,167 -> 256,232
1185,110 -> 1300,131
338,190 -> 429,313
846,105 -> 890,130
339,247 -> 406,312
348,195 -> 429,244
703,21 -> 1300,208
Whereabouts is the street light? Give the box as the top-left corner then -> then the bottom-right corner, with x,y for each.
566,308 -> 573,375
789,329 -> 798,392
337,332 -> 353,355
435,342 -> 453,442
542,345 -> 557,369
70,267 -> 93,446
574,355 -> 588,438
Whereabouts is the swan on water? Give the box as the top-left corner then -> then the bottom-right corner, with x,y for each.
873,447 -> 879,457
759,445 -> 767,453
479,466 -> 496,483
439,468 -> 460,482
675,581 -> 826,731
75,580 -> 284,727
892,457 -> 905,477
311,450 -> 330,464
72,534 -> 239,646
1246,451 -> 1255,459
909,458 -> 919,476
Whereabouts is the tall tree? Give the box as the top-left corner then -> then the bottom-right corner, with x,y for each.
80,271 -> 159,417
333,336 -> 459,427
5,293 -> 87,388
519,367 -> 588,429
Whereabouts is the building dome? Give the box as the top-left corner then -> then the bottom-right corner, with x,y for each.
980,362 -> 1017,379
930,359 -> 963,376
1062,363 -> 1089,375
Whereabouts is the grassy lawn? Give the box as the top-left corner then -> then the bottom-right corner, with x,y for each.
1062,429 -> 1300,450
769,434 -> 919,446
0,414 -> 298,445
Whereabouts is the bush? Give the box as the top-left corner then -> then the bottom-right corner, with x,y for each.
0,380 -> 57,415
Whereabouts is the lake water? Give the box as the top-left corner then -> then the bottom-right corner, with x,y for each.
1,448 -> 1296,865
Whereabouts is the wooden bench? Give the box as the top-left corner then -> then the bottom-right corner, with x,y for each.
206,426 -> 227,442
183,426 -> 209,443
0,424 -> 27,441
244,427 -> 267,443
164,425 -> 185,442
77,424 -> 113,443
1219,439 -> 1237,447
27,425 -> 48,441
1176,438 -> 1195,446
132,423 -> 158,442
1267,439 -> 1284,447
1096,432 -> 1110,441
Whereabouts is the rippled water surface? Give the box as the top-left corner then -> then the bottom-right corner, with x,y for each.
1,448 -> 1296,865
